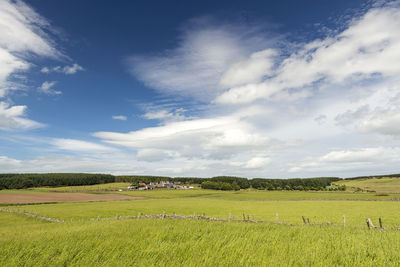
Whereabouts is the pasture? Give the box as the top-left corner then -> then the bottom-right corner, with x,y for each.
1,186 -> 400,266
1,212 -> 400,266
338,177 -> 400,193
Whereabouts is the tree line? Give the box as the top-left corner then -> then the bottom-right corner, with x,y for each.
0,173 -> 344,191
0,173 -> 114,190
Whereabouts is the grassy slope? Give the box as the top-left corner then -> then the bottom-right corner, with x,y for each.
338,178 -> 400,193
1,212 -> 399,266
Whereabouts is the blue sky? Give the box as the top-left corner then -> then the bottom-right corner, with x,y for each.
1,0 -> 400,177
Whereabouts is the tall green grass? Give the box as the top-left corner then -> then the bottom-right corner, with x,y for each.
9,198 -> 400,227
1,212 -> 399,266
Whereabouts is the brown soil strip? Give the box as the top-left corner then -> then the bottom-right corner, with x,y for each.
0,193 -> 143,204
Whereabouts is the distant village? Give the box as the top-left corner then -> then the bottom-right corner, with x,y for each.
127,181 -> 194,190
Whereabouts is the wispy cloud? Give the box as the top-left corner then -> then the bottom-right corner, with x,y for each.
51,138 -> 116,153
127,17 -> 279,100
0,0 -> 63,130
0,101 -> 44,130
37,81 -> 61,95
112,115 -> 127,121
41,63 -> 84,75
115,1 -> 400,177
216,2 -> 400,104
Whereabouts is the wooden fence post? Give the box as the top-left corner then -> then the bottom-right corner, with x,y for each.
379,217 -> 383,229
366,218 -> 375,229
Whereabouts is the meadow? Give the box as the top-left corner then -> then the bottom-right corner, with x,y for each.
2,184 -> 400,266
7,197 -> 400,227
338,177 -> 400,193
1,212 -> 400,266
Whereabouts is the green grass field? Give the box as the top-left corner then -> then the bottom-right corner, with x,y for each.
32,183 -> 132,192
116,188 -> 400,200
338,178 -> 400,193
2,186 -> 400,266
8,197 -> 400,227
1,212 -> 400,266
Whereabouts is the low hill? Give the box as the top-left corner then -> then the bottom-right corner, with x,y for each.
338,177 -> 400,193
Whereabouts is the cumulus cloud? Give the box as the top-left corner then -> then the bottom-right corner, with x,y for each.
41,63 -> 84,75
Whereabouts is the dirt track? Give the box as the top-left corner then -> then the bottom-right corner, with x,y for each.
0,193 -> 143,204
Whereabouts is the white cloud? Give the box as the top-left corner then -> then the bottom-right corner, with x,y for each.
219,49 -> 277,88
0,154 -> 137,174
0,0 -> 61,96
51,138 -> 116,153
128,18 -> 278,100
112,115 -> 127,121
136,149 -> 174,162
93,106 -> 294,166
2,1 -> 400,178
37,81 -> 61,95
361,104 -> 400,136
115,2 -> 400,177
289,147 -> 400,175
245,156 -> 271,169
216,2 -> 400,104
320,148 -> 389,163
0,0 -> 65,130
0,101 -> 43,130
335,105 -> 370,126
41,63 -> 84,75
231,156 -> 271,169
143,108 -> 186,122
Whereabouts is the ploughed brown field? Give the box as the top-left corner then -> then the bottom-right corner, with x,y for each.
0,193 -> 143,204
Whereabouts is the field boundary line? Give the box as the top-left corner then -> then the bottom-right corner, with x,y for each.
90,213 -> 400,231
0,208 -> 64,223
